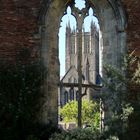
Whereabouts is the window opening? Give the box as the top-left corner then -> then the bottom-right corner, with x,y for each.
69,88 -> 74,100
64,91 -> 68,104
58,0 -> 101,128
59,6 -> 76,77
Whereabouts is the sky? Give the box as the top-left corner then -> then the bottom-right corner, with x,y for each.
59,0 -> 99,77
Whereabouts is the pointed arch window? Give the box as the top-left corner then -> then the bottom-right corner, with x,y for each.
76,90 -> 79,101
64,91 -> 68,104
69,88 -> 74,101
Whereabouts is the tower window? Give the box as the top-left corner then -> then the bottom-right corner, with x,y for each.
64,91 -> 68,104
76,91 -> 79,101
69,88 -> 74,101
71,37 -> 75,54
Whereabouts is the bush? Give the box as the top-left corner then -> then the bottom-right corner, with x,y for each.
49,128 -> 102,140
0,60 -> 44,140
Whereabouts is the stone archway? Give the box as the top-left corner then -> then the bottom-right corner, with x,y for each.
39,0 -> 127,126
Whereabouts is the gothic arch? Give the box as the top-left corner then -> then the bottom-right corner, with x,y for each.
39,0 -> 127,125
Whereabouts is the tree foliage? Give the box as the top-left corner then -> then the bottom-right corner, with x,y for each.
101,53 -> 140,139
60,100 -> 100,128
0,60 -> 44,140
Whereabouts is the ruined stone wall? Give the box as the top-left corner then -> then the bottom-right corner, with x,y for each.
0,0 -> 139,69
0,0 -> 139,131
0,1 -> 139,68
121,1 -> 140,138
122,0 -> 140,56
0,0 -> 41,63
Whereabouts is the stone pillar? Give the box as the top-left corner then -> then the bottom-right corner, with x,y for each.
39,0 -> 67,126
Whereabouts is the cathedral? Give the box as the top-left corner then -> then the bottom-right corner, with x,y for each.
59,21 -> 100,106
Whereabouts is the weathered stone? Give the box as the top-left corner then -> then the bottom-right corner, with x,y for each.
0,1 -> 140,136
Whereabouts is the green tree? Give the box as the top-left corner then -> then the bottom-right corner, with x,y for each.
0,60 -> 45,140
101,53 -> 140,139
60,100 -> 100,128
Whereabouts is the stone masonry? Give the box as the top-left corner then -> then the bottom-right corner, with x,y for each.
0,0 -> 140,137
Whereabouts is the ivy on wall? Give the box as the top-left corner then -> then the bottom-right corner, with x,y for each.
0,60 -> 43,140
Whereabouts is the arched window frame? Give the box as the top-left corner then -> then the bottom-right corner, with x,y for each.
64,91 -> 68,104
69,88 -> 74,101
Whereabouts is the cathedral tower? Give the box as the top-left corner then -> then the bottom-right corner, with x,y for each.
65,21 -> 99,84
60,21 -> 99,106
